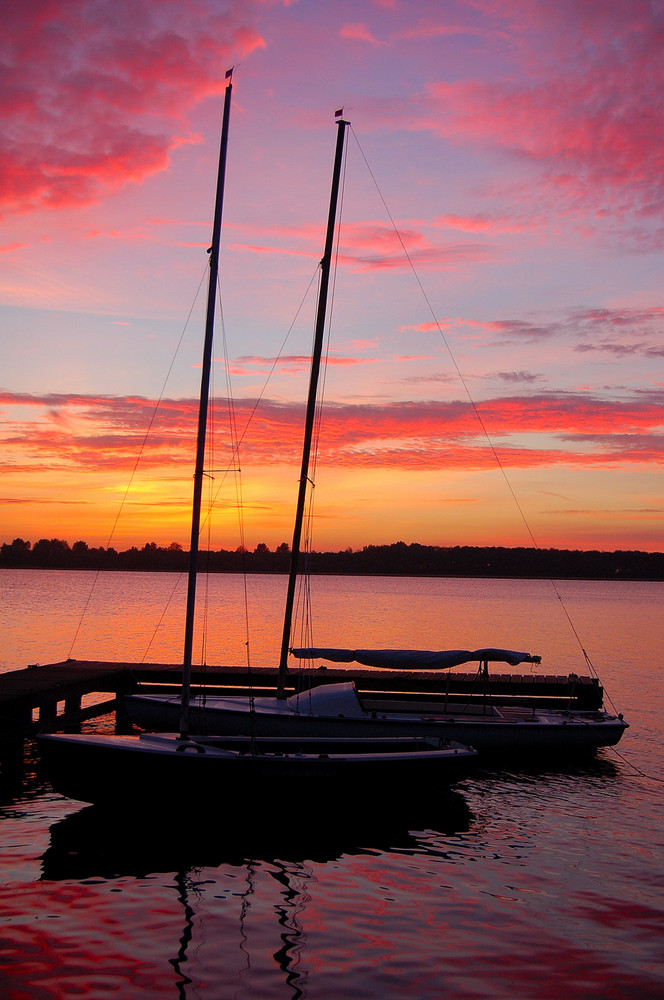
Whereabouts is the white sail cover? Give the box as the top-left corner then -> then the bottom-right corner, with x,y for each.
290,647 -> 541,669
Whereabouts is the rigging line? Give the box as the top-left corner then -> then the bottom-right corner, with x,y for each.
180,287 -> 242,548
184,272 -> 255,700
189,264 -> 321,687
142,574 -> 182,663
220,265 -> 322,471
199,346 -> 216,673
216,277 -> 254,686
348,126 -> 538,541
311,122 -> 348,489
176,272 -> 253,681
348,125 -> 595,661
292,276 -> 324,685
67,264 -> 210,660
304,266 -> 324,488
198,263 -> 321,562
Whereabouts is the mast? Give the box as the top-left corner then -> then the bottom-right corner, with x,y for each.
180,71 -> 233,738
277,114 -> 349,698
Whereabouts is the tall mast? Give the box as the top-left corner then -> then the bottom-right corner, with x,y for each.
180,71 -> 233,738
277,114 -> 349,698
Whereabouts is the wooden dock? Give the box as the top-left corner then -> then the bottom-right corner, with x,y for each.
0,658 -> 604,740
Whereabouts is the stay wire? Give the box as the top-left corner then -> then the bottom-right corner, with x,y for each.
67,264 -> 210,661
313,123 -> 347,488
215,266 -> 321,468
292,268 -> 326,676
348,125 -> 602,672
142,259 -> 322,686
349,126 -> 538,540
215,276 -> 255,693
69,251 -> 319,668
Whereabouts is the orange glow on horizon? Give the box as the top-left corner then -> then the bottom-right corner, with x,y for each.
1,387 -> 663,552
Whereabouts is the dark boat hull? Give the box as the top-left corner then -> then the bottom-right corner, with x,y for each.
37,733 -> 477,808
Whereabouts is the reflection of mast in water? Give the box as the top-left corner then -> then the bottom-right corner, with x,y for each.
236,862 -> 258,997
270,861 -> 315,1000
169,870 -> 199,1000
166,858 -> 314,1000
233,860 -> 312,1000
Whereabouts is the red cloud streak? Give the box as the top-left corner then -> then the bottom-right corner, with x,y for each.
1,389 -> 662,476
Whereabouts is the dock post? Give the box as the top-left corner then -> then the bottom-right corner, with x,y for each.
115,692 -> 132,733
64,695 -> 82,732
1,702 -> 32,740
39,699 -> 58,725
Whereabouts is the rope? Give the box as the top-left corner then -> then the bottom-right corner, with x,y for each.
607,744 -> 664,783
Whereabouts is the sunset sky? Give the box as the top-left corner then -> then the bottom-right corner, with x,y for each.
2,0 -> 663,554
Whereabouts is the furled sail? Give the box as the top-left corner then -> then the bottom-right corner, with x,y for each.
290,647 -> 541,669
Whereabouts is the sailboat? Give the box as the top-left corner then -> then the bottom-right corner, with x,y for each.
37,75 -> 478,808
126,648 -> 628,756
123,91 -> 628,761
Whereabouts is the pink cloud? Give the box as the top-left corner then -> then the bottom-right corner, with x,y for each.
0,1 -> 266,216
226,354 -> 373,376
340,22 -> 386,46
404,2 -> 664,226
434,213 -> 529,235
231,217 -> 498,272
229,242 -> 315,260
394,20 -> 492,42
0,242 -> 30,254
339,243 -> 497,272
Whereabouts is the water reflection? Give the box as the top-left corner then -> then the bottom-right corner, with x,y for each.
36,754 -> 625,881
474,752 -> 623,785
40,794 -> 472,1000
0,737 -> 52,807
170,870 -> 197,1000
2,573 -> 660,1000
9,749 -> 657,1000
167,861 -> 317,999
40,789 -> 473,879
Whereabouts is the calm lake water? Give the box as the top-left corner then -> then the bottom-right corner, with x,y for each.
1,570 -> 663,999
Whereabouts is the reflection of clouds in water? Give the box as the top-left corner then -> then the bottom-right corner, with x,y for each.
3,744 -> 658,1000
38,793 -> 473,998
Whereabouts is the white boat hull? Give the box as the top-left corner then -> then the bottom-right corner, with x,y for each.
125,682 -> 628,757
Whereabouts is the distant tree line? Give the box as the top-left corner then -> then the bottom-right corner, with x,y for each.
2,537 -> 664,579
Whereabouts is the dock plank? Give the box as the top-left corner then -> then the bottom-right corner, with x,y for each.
0,658 -> 604,738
